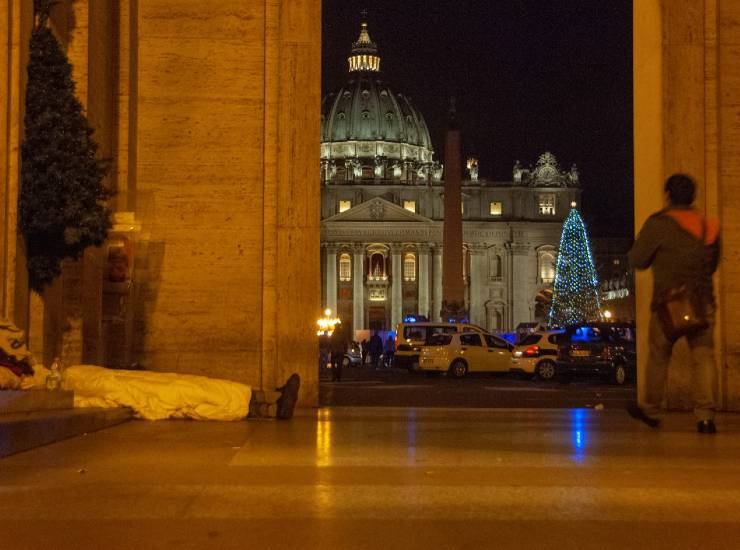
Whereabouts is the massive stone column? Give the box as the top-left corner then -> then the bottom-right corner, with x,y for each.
352,244 -> 365,334
468,244 -> 487,327
128,0 -> 321,403
441,102 -> 466,320
0,1 -> 32,326
417,244 -> 431,319
390,244 -> 403,328
432,245 -> 443,322
325,244 -> 337,314
634,0 -> 740,410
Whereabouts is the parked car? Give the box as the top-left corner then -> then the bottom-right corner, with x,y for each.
342,342 -> 363,368
510,330 -> 564,380
555,323 -> 636,385
394,322 -> 487,370
418,329 -> 514,378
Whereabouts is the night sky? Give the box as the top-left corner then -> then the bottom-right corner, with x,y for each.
322,0 -> 633,239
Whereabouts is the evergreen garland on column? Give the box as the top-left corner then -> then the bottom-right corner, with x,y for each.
19,0 -> 113,292
548,207 -> 601,326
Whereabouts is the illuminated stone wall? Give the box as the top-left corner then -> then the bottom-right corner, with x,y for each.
1,1 -> 321,406
129,1 -> 320,401
634,0 -> 740,410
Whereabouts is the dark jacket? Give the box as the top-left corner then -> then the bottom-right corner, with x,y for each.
629,207 -> 720,308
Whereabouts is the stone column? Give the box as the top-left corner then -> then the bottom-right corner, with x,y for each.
417,244 -> 431,319
325,244 -> 337,314
352,244 -> 365,335
511,243 -> 531,328
432,245 -> 443,322
468,244 -> 487,327
391,244 -> 403,328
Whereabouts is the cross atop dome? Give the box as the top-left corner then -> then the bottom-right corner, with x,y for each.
348,16 -> 380,73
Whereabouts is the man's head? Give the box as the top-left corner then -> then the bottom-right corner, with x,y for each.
664,173 -> 696,206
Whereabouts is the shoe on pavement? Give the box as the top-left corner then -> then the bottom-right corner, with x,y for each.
697,419 -> 717,434
276,373 -> 300,420
627,403 -> 660,428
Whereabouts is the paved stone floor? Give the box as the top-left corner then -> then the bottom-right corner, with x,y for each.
1,407 -> 740,549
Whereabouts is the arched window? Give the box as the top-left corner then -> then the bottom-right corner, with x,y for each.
538,248 -> 557,284
339,253 -> 351,282
489,254 -> 502,280
403,253 -> 416,282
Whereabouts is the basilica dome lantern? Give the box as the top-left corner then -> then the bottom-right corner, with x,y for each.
321,19 -> 438,185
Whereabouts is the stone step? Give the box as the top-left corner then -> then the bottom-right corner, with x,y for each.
0,389 -> 74,415
0,407 -> 133,458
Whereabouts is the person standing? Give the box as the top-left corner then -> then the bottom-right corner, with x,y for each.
361,338 -> 368,366
628,174 -> 720,434
329,325 -> 347,382
384,335 -> 395,368
368,331 -> 383,369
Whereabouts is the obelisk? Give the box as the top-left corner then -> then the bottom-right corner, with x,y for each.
441,99 -> 467,322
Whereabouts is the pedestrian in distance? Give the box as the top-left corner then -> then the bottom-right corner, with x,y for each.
384,335 -> 395,368
329,324 -> 347,382
627,173 -> 720,434
368,331 -> 383,369
361,338 -> 368,366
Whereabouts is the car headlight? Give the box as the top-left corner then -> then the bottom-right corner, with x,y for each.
513,351 -> 523,358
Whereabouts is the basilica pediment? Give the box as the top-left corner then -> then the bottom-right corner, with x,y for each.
324,197 -> 433,223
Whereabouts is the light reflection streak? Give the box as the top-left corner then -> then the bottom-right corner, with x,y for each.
316,408 -> 332,467
570,408 -> 588,463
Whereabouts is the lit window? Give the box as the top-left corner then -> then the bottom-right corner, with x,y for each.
338,200 -> 351,213
461,203 -> 465,214
538,194 -> 556,216
539,249 -> 556,283
403,200 -> 416,213
339,253 -> 351,282
403,253 -> 416,282
489,201 -> 502,216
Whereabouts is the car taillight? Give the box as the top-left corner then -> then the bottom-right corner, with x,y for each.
524,345 -> 540,358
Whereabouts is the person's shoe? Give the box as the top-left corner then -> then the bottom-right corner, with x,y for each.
627,403 -> 661,428
276,373 -> 300,420
697,419 -> 717,434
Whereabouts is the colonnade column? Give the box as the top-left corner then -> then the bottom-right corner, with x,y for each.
352,244 -> 365,335
390,244 -> 403,328
325,244 -> 337,314
417,244 -> 431,319
432,245 -> 443,322
468,244 -> 487,327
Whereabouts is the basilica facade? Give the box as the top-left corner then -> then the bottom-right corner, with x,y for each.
321,22 -> 580,336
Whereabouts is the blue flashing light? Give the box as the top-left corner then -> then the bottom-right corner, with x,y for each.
404,316 -> 417,323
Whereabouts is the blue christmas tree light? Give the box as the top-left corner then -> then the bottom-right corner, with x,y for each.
549,207 -> 601,326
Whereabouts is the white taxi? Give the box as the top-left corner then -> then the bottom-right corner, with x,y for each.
418,329 -> 514,378
509,330 -> 564,380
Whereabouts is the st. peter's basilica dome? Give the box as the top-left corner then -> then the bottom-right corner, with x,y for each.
320,21 -> 438,185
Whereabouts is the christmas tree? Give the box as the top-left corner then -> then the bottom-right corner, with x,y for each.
18,0 -> 113,292
548,207 -> 601,326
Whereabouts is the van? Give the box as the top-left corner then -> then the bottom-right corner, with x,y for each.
394,321 -> 485,370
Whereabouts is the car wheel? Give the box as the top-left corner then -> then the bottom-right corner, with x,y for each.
536,360 -> 557,381
612,363 -> 627,385
342,356 -> 350,368
448,359 -> 468,379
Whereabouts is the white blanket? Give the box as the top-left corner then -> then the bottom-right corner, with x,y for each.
63,365 -> 252,421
